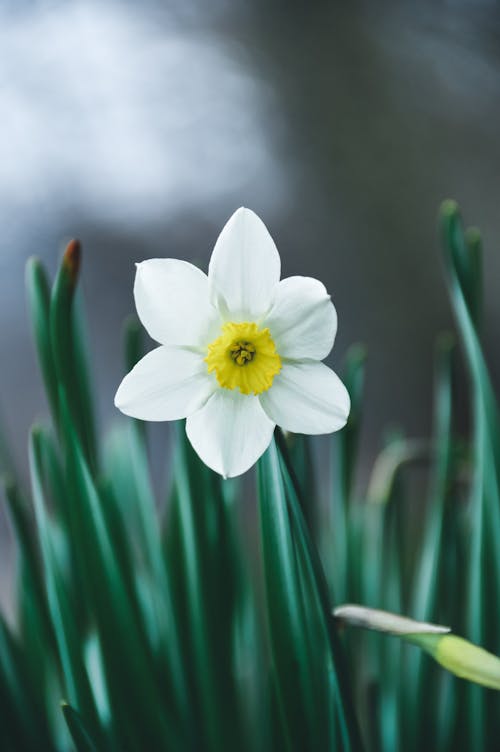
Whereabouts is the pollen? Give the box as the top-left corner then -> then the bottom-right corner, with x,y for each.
206,322 -> 281,395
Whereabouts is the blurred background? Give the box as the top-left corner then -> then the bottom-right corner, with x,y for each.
1,0 -> 500,608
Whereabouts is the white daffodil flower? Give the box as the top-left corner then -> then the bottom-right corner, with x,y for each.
115,208 -> 350,478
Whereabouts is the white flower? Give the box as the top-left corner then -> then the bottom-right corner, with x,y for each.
114,208 -> 350,478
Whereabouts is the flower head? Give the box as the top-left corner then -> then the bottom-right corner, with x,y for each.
115,208 -> 350,478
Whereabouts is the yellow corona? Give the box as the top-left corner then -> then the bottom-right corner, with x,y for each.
205,322 -> 281,395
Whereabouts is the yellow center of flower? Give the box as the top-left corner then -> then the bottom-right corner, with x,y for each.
205,322 -> 281,395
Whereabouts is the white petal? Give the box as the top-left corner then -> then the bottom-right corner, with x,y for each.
208,208 -> 281,320
134,259 -> 221,346
186,389 -> 275,478
259,362 -> 350,434
263,276 -> 337,360
115,346 -> 214,421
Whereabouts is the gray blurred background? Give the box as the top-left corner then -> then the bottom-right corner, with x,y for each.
1,0 -> 500,609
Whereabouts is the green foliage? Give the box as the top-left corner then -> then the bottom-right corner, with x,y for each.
1,204 -> 500,751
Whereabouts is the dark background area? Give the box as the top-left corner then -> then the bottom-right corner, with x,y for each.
1,0 -> 500,609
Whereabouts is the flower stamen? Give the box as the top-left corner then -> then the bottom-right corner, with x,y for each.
206,322 -> 281,395
230,341 -> 256,366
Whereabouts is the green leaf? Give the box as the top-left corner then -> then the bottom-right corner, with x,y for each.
25,258 -> 59,427
0,615 -> 55,751
50,240 -> 97,470
259,436 -> 363,751
123,313 -> 144,372
286,433 -> 317,535
61,703 -> 98,752
59,397 -> 179,751
331,344 -> 366,602
440,200 -> 500,749
257,437 -> 318,750
337,344 -> 367,504
29,426 -> 100,735
275,434 -> 364,751
168,423 -> 244,751
404,334 -> 455,750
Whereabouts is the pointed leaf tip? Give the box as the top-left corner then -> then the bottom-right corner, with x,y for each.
63,239 -> 81,283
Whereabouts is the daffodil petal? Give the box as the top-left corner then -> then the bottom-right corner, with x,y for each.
115,346 -> 214,420
208,207 -> 281,320
264,276 -> 337,360
186,389 -> 275,478
259,362 -> 350,434
134,259 -> 221,346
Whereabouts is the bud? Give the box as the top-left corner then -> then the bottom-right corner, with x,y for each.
333,604 -> 450,635
407,634 -> 500,691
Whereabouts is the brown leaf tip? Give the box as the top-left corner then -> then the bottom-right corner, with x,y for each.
63,239 -> 81,282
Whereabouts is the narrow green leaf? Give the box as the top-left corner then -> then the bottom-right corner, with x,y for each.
286,433 -> 316,535
440,201 -> 500,749
464,227 -> 482,329
331,344 -> 366,602
60,397 -> 179,751
3,479 -> 55,651
337,344 -> 367,503
0,616 -> 55,751
169,423 -> 243,750
411,334 -> 454,622
275,434 -> 364,751
257,438 -> 319,750
259,437 -> 364,751
123,314 -> 143,372
50,240 -> 97,470
25,257 -> 59,427
61,703 -> 98,752
405,334 -> 454,751
29,426 -> 100,735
